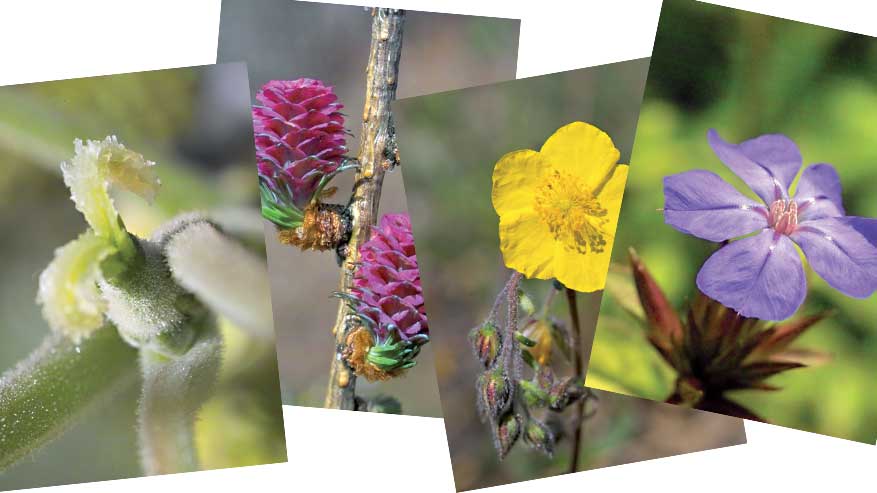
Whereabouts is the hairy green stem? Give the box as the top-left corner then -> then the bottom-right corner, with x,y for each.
0,326 -> 138,470
138,320 -> 222,475
163,217 -> 275,341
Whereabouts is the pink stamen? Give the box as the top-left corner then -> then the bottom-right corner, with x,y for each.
768,199 -> 798,235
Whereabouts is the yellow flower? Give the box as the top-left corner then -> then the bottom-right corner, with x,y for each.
492,122 -> 628,292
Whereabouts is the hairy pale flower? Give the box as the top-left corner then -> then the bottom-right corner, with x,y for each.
39,136 -> 160,339
664,129 -> 877,320
253,79 -> 348,226
492,122 -> 628,292
36,232 -> 116,340
62,136 -> 159,256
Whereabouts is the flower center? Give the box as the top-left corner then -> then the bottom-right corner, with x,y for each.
768,199 -> 798,235
533,169 -> 608,254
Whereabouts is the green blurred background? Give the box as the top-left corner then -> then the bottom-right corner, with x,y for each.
0,64 -> 287,490
587,0 -> 877,444
217,0 -> 520,415
395,61 -> 746,491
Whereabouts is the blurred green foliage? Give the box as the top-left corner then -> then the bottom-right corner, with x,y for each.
588,0 -> 877,443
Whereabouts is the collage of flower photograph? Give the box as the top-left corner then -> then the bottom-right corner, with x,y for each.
0,0 -> 875,493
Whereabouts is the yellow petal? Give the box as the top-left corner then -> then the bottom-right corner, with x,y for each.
499,212 -> 555,280
539,122 -> 620,191
597,164 -> 629,238
551,164 -> 629,293
551,237 -> 612,293
491,149 -> 544,218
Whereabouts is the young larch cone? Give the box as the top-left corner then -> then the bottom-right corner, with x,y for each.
340,213 -> 429,380
253,79 -> 348,217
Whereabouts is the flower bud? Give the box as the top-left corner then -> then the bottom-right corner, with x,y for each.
476,364 -> 512,422
518,380 -> 549,408
523,418 -> 555,457
548,376 -> 590,411
469,322 -> 502,369
493,413 -> 522,460
517,289 -> 536,317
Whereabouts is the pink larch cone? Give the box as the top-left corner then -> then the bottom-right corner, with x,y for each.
253,78 -> 348,213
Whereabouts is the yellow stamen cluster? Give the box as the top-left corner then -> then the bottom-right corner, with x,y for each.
533,169 -> 608,255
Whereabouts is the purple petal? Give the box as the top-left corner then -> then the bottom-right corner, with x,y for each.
793,163 -> 845,220
844,216 -> 877,244
791,217 -> 877,298
707,129 -> 802,204
697,230 -> 806,320
663,170 -> 768,242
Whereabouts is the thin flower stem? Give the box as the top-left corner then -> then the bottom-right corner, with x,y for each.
497,272 -> 522,367
504,272 -> 523,382
485,271 -> 513,327
0,326 -> 138,470
565,287 -> 585,474
325,8 -> 405,410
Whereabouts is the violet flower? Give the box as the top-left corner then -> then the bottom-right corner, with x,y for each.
663,129 -> 877,320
